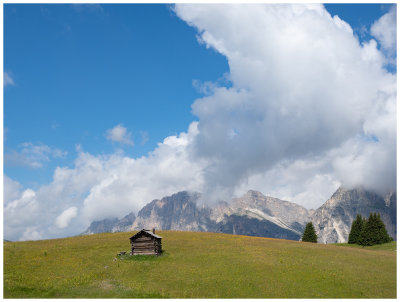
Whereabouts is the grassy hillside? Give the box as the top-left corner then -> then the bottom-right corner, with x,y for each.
4,231 -> 396,298
333,241 -> 397,251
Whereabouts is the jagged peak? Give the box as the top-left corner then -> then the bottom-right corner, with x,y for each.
165,190 -> 201,200
121,211 -> 136,220
332,185 -> 396,201
241,190 -> 298,206
245,190 -> 265,198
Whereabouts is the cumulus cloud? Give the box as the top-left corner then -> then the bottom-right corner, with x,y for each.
371,5 -> 396,56
4,72 -> 14,87
174,3 -> 396,201
3,4 -> 396,241
233,157 -> 342,210
106,124 -> 134,146
55,207 -> 78,229
5,142 -> 67,168
4,175 -> 23,205
19,227 -> 43,241
4,188 -> 41,241
3,123 -> 205,240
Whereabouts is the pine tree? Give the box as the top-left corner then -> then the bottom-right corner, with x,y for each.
358,212 -> 392,246
375,213 -> 392,244
302,222 -> 318,243
348,214 -> 364,244
359,213 -> 375,246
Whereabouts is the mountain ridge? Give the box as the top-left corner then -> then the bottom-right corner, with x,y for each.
83,187 -> 396,243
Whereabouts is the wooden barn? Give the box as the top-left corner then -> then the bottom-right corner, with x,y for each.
130,229 -> 162,256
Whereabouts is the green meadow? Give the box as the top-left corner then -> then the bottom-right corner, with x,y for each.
4,231 -> 396,298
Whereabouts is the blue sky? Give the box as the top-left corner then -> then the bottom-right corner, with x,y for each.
4,4 -> 229,187
3,4 -> 397,240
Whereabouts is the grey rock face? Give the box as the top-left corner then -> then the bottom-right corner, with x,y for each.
82,212 -> 135,235
112,212 -> 136,232
215,214 -> 302,240
82,187 -> 396,244
83,217 -> 119,235
132,189 -> 310,240
131,191 -> 213,232
83,190 -> 311,240
312,187 -> 396,243
229,190 -> 313,235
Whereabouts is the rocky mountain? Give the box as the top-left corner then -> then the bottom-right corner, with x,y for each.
210,190 -> 313,239
230,190 -> 313,234
83,212 -> 136,235
312,187 -> 396,243
215,213 -> 301,240
82,187 -> 396,244
131,191 -> 214,232
82,190 -> 312,240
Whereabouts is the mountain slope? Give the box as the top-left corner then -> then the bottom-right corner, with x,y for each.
83,212 -> 136,235
229,190 -> 313,234
215,213 -> 301,240
132,191 -> 213,232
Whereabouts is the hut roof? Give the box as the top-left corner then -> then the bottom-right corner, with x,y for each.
130,229 -> 162,240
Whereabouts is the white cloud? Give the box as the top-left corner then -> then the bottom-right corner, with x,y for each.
4,72 -> 14,87
106,124 -> 134,146
233,157 -> 342,210
19,227 -> 43,241
5,142 -> 67,168
174,3 -> 396,201
4,188 -> 41,241
55,207 -> 78,229
371,6 -> 396,56
192,79 -> 221,95
4,175 -> 23,205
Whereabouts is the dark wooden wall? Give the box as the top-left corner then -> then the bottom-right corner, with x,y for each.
131,234 -> 162,255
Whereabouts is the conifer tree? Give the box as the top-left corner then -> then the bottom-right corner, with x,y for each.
358,213 -> 376,246
358,212 -> 392,246
302,222 -> 318,243
348,214 -> 364,244
358,213 -> 374,246
375,213 -> 392,244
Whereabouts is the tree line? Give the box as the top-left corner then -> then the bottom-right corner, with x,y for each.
348,212 -> 392,246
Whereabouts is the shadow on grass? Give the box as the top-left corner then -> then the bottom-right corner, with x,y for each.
5,284 -> 168,298
4,286 -> 60,298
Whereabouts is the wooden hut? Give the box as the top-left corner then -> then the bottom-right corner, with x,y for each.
130,229 -> 162,255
